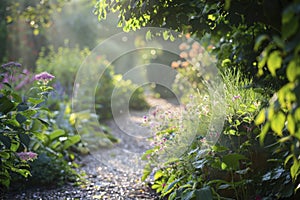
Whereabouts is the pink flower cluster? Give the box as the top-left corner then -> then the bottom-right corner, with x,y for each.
1,61 -> 22,68
171,40 -> 205,69
35,72 -> 55,82
17,152 -> 38,161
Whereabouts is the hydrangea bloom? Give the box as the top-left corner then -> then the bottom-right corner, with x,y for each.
17,152 -> 38,161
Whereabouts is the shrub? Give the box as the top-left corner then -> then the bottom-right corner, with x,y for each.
36,45 -> 148,120
141,65 -> 298,199
0,64 -> 81,190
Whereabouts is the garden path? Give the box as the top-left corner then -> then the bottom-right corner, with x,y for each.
3,97 -> 179,200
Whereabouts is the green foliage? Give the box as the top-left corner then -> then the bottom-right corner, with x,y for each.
5,0 -> 68,35
36,45 -> 149,120
36,44 -> 90,96
99,0 -> 300,198
254,0 -> 300,190
95,0 -> 284,88
0,63 -> 81,190
141,66 -> 298,199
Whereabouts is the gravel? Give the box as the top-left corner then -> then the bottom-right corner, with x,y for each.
1,97 -> 178,200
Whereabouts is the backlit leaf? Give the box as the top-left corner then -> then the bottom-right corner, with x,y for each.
49,129 -> 65,141
271,111 -> 286,136
267,51 -> 282,76
255,109 -> 265,125
63,135 -> 81,150
260,122 -> 270,145
291,159 -> 300,181
287,114 -> 295,135
287,60 -> 300,82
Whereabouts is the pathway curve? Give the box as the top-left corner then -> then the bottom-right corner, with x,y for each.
2,97 -> 179,200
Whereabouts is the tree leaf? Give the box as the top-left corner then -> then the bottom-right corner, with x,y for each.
287,114 -> 295,135
255,109 -> 265,125
254,34 -> 269,51
282,15 -> 299,39
267,51 -> 282,76
290,159 -> 300,181
260,122 -> 270,145
270,111 -> 286,136
287,60 -> 300,82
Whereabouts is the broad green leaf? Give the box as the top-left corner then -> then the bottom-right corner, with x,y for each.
163,30 -> 169,40
51,141 -> 62,150
162,175 -> 177,196
221,162 -> 227,170
287,60 -> 300,82
0,96 -> 14,114
222,153 -> 247,170
287,114 -> 295,135
212,145 -> 229,152
18,133 -> 30,148
11,93 -> 22,102
16,103 -> 29,111
271,111 -> 286,136
282,15 -> 299,39
49,129 -> 65,141
278,136 -> 291,143
10,139 -> 20,152
295,108 -> 300,122
255,109 -> 265,125
22,109 -> 37,118
27,97 -> 45,105
154,170 -> 164,180
0,135 -> 11,148
163,177 -> 184,194
290,159 -> 300,181
260,122 -> 270,145
294,130 -> 300,141
267,51 -> 282,76
195,186 -> 213,200
63,135 -> 81,150
182,189 -> 194,200
0,151 -> 10,159
254,34 -> 269,51
284,154 -> 293,167
16,113 -> 27,124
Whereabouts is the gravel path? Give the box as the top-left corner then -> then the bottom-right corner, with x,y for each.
2,97 -> 179,200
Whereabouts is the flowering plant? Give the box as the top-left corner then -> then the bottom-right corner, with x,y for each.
0,62 -> 80,189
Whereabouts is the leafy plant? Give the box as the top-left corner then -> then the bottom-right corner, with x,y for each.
36,45 -> 149,120
0,64 -> 81,190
